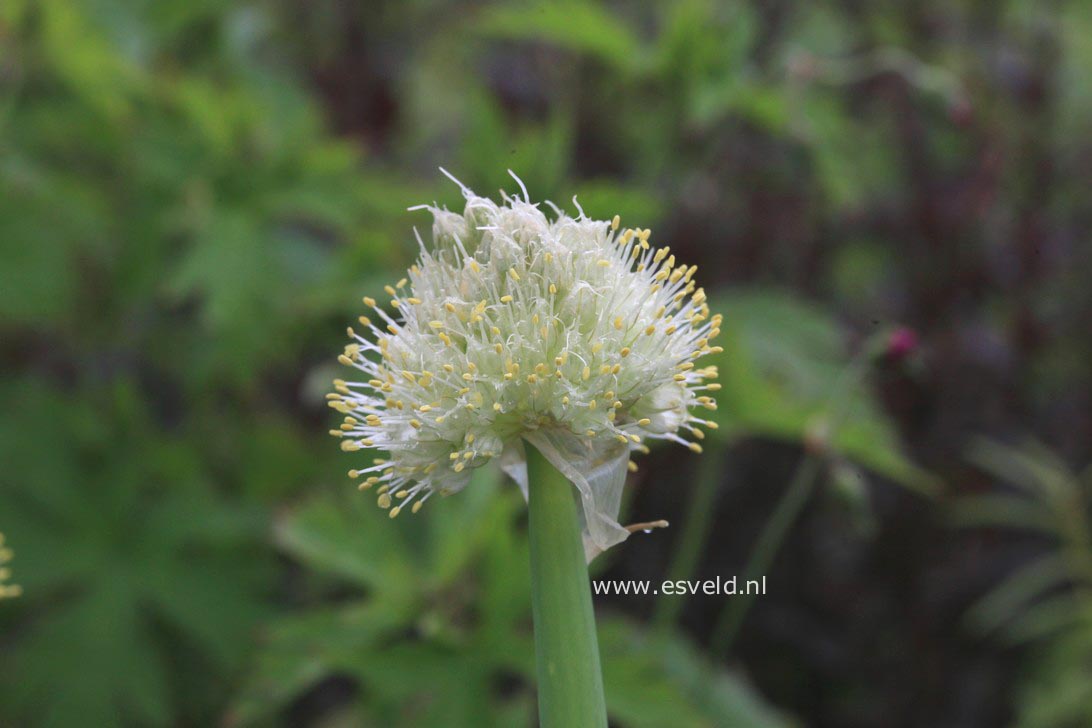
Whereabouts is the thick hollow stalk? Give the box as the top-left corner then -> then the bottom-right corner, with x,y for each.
526,440 -> 609,728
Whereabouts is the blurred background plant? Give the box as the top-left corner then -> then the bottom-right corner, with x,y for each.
953,441 -> 1092,728
1,0 -> 1089,726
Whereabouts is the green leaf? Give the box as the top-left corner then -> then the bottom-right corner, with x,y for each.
704,289 -> 934,492
226,601 -> 409,727
966,555 -> 1072,634
948,495 -> 1057,533
969,439 -> 1081,501
476,1 -> 644,71
275,488 -> 415,592
1001,594 -> 1084,645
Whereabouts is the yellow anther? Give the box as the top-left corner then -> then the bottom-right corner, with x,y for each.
470,260 -> 481,273
384,285 -> 396,296
620,347 -> 631,357
500,295 -> 513,303
582,366 -> 591,381
597,259 -> 611,267
412,501 -> 424,513
378,493 -> 392,508
508,268 -> 521,281
389,506 -> 401,518
429,320 -> 444,329
363,296 -> 376,307
645,325 -> 656,336
688,442 -> 703,454
611,214 -> 620,230
614,316 -> 624,330
637,418 -> 652,426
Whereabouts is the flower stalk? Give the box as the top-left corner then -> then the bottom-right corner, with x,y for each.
527,441 -> 608,727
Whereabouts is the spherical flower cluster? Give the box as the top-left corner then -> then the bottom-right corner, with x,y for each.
329,172 -> 721,556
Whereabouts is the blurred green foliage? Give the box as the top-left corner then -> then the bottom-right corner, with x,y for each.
230,470 -> 792,727
2,0 -> 1089,725
954,442 -> 1092,728
0,0 -> 405,723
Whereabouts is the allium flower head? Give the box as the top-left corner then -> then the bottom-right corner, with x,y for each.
330,172 -> 721,557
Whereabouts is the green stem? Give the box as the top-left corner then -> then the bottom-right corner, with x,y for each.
710,453 -> 822,657
653,447 -> 728,635
708,332 -> 887,656
526,440 -> 608,728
